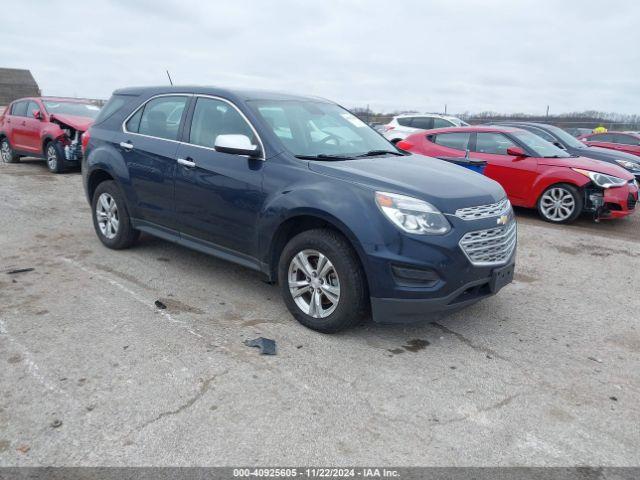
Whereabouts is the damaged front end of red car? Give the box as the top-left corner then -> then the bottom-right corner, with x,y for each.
49,113 -> 94,163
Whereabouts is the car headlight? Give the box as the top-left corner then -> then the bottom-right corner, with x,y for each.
615,159 -> 640,170
375,191 -> 450,235
572,168 -> 627,188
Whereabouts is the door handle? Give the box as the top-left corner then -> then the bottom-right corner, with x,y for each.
119,141 -> 133,151
177,157 -> 196,168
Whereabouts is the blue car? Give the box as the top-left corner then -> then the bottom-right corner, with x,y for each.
83,86 -> 516,332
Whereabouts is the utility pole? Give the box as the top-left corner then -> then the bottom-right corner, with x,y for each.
444,104 -> 447,115
546,105 -> 549,118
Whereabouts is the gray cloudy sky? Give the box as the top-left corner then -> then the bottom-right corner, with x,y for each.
2,0 -> 639,114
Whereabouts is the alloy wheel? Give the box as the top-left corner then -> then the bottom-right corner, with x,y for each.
288,249 -> 340,318
540,187 -> 576,222
46,145 -> 58,170
96,193 -> 119,239
1,141 -> 10,163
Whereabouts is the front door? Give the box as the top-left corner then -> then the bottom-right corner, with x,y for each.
117,95 -> 189,230
22,101 -> 43,154
174,96 -> 265,257
471,132 -> 539,203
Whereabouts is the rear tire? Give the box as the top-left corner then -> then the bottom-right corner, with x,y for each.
537,183 -> 583,224
91,180 -> 140,249
278,229 -> 369,333
1,138 -> 19,163
45,141 -> 65,173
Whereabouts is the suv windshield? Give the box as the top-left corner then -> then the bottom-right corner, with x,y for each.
511,130 -> 571,158
249,100 -> 397,158
43,101 -> 101,119
544,125 -> 586,149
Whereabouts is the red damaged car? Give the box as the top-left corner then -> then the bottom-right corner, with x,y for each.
0,97 -> 99,173
398,126 -> 638,223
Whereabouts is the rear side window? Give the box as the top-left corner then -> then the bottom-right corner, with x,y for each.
126,96 -> 188,141
10,101 -> 27,116
433,118 -> 454,129
189,97 -> 254,148
411,117 -> 434,130
94,95 -> 128,124
433,132 -> 470,150
473,132 -> 517,155
614,134 -> 640,146
397,117 -> 413,127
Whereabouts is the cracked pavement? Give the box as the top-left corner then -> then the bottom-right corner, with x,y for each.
1,159 -> 639,465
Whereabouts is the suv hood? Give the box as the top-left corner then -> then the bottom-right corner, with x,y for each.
308,154 -> 506,213
50,114 -> 94,132
539,156 -> 635,180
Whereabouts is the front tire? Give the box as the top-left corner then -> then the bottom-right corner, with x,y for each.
537,183 -> 583,224
1,138 -> 19,163
91,180 -> 139,249
45,141 -> 65,173
278,229 -> 369,333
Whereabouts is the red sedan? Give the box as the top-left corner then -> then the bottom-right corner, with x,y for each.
398,126 -> 638,223
579,131 -> 640,157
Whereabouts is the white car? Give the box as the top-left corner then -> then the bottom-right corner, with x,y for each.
383,114 -> 468,143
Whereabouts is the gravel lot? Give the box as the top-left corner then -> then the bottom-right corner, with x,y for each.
1,159 -> 639,466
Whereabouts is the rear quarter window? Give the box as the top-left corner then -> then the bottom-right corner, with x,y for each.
93,95 -> 131,125
397,117 -> 413,127
433,132 -> 471,150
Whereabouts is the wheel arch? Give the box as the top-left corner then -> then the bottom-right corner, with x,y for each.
265,210 -> 370,284
529,170 -> 589,208
87,168 -> 116,202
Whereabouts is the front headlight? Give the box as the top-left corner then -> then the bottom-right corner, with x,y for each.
572,168 -> 627,188
615,159 -> 640,170
375,191 -> 450,235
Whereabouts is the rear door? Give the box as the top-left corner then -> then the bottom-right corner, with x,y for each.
470,132 -> 539,203
8,101 -> 28,149
174,95 -> 265,258
118,94 -> 190,230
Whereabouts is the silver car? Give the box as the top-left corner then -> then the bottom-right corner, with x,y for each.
383,113 -> 468,143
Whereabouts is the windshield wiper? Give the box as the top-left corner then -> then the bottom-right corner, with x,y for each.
356,149 -> 404,157
295,154 -> 355,160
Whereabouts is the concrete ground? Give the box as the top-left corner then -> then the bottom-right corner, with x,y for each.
0,159 -> 639,466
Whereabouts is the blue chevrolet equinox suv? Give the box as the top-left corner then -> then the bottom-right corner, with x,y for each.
83,86 -> 516,332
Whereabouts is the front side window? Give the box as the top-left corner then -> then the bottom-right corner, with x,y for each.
127,96 -> 188,141
511,131 -> 570,158
411,117 -> 434,130
433,132 -> 470,150
433,118 -> 454,129
589,133 -> 613,142
26,101 -> 40,117
42,101 -> 100,119
189,97 -> 254,148
10,101 -> 27,116
473,132 -> 517,155
249,99 -> 396,158
524,127 -> 556,143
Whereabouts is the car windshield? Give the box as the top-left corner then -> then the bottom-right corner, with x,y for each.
42,101 -> 101,119
544,125 -> 587,149
248,99 -> 398,158
511,130 -> 571,158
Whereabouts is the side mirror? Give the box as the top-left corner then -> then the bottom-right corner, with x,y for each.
506,146 -> 527,157
214,134 -> 260,157
33,110 -> 42,120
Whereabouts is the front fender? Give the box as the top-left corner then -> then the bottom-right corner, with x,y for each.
529,167 -> 590,207
256,172 -> 388,287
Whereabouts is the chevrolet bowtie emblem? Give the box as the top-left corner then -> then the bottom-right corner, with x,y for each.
497,214 -> 509,225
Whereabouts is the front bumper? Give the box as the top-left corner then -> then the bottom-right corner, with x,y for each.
598,182 -> 638,219
364,213 -> 517,324
371,258 -> 515,323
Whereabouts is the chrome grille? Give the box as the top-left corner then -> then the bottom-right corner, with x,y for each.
459,222 -> 517,266
455,198 -> 511,220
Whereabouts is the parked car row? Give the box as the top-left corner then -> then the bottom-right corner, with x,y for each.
0,88 -> 637,333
